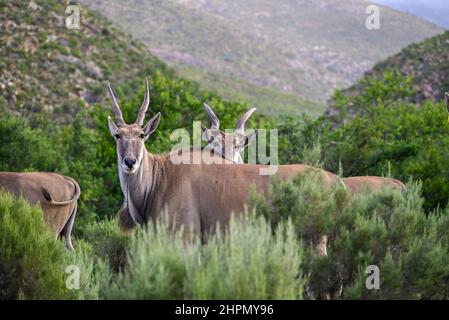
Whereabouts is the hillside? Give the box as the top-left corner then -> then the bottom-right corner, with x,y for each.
0,0 -> 173,122
81,0 -> 442,115
373,0 -> 449,29
326,31 -> 449,117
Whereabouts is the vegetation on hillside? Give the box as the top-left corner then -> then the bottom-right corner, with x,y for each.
81,0 -> 442,114
327,31 -> 449,118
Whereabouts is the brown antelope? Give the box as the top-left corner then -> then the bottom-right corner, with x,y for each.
341,176 -> 405,194
200,104 -> 405,194
107,79 -> 342,255
0,172 -> 80,250
200,103 -> 256,163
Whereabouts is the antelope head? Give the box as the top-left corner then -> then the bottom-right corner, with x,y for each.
201,103 -> 256,163
107,79 -> 161,175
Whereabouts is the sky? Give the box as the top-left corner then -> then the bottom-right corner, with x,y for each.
372,0 -> 449,29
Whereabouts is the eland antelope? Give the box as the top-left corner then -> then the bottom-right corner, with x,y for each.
0,172 -> 80,250
107,79 -> 343,254
200,103 -> 256,163
200,104 -> 405,194
341,176 -> 405,194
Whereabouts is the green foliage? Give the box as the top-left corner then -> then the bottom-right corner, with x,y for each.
340,188 -> 449,299
337,31 -> 449,106
83,219 -> 131,272
252,172 -> 449,299
331,69 -> 415,121
0,191 -> 96,299
0,115 -> 62,172
323,91 -> 449,212
98,213 -> 306,300
251,170 -> 348,244
278,71 -> 449,212
65,240 -> 100,300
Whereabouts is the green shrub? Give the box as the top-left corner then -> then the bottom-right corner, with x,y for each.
253,172 -> 449,299
66,240 -> 99,300
83,218 -> 131,272
251,170 -> 349,249
277,71 -> 449,212
98,213 -> 306,300
0,191 -> 97,299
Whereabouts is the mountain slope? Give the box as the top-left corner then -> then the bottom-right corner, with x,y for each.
81,0 -> 442,115
0,0 -> 172,122
372,0 -> 449,29
327,30 -> 449,115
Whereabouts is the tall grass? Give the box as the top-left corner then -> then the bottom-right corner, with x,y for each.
97,213 -> 306,300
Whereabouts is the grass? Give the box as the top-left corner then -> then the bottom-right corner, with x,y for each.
97,212 -> 306,300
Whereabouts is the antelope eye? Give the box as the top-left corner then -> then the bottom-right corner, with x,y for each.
114,134 -> 120,139
140,133 -> 146,139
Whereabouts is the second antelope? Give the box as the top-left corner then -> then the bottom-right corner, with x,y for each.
201,104 -> 405,193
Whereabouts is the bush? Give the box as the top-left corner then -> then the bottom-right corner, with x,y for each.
97,213 -> 306,300
65,240 -> 99,300
277,71 -> 449,212
83,218 -> 131,272
252,172 -> 449,299
251,170 -> 348,253
0,191 -> 97,299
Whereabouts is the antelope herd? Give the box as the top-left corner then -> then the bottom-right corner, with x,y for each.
4,78 -> 434,253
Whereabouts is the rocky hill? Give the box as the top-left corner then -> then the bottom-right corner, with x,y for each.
81,0 -> 443,115
327,30 -> 449,116
0,0 -> 172,122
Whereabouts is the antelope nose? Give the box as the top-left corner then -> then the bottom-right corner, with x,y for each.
124,157 -> 137,169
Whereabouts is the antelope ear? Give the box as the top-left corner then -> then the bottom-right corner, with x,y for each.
242,131 -> 256,148
108,116 -> 119,136
143,112 -> 161,136
445,92 -> 449,114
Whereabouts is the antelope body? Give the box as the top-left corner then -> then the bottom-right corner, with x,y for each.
342,176 -> 405,194
200,104 -> 405,194
118,150 -> 340,235
107,80 -> 341,252
0,172 -> 80,250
